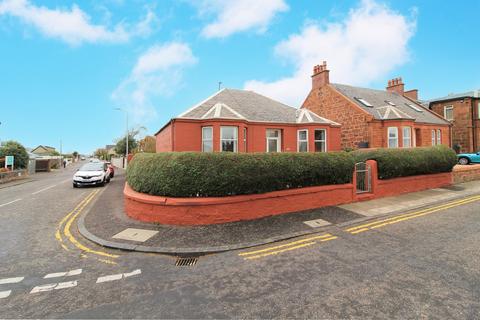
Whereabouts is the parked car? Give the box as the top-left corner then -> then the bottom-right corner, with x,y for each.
73,162 -> 110,188
457,152 -> 480,165
106,161 -> 114,178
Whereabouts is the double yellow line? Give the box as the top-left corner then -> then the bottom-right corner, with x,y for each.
239,233 -> 337,260
55,189 -> 119,263
346,194 -> 480,235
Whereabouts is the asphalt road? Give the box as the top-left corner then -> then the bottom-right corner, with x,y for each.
0,164 -> 479,318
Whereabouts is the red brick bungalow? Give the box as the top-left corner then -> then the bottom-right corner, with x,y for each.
302,62 -> 452,149
155,88 -> 341,153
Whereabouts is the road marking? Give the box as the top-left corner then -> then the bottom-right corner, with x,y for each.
123,269 -> 141,278
0,198 -> 22,208
0,290 -> 11,299
32,184 -> 58,195
63,190 -> 119,259
30,281 -> 78,293
244,242 -> 317,260
239,233 -> 333,257
55,189 -> 119,263
96,269 -> 142,283
346,194 -> 480,234
0,277 -> 24,285
96,274 -> 122,283
44,269 -> 82,279
320,236 -> 338,241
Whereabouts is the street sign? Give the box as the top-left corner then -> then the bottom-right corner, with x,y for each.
5,155 -> 14,167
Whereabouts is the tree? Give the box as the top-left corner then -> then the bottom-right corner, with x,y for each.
114,133 -> 139,155
0,140 -> 29,169
94,148 -> 109,160
138,136 -> 156,153
72,151 -> 79,159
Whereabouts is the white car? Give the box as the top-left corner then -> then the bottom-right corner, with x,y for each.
73,162 -> 111,188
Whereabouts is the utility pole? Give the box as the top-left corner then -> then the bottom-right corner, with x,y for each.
114,108 -> 129,168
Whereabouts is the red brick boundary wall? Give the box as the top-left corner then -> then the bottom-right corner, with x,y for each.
124,160 -> 453,225
124,183 -> 355,225
452,164 -> 480,184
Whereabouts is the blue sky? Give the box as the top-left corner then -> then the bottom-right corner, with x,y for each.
1,0 -> 479,154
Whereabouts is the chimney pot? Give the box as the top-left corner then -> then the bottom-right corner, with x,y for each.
311,61 -> 330,89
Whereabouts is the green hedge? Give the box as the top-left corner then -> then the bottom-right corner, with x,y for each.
352,145 -> 457,180
127,146 -> 457,197
127,152 -> 355,197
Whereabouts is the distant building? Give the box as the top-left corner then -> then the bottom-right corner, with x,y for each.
428,90 -> 480,153
31,145 -> 57,155
105,144 -> 116,156
155,88 -> 341,153
302,62 -> 451,149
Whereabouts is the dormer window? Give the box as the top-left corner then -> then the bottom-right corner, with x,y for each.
355,97 -> 373,107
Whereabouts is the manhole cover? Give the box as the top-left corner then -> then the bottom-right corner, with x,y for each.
303,218 -> 331,228
112,228 -> 159,242
175,257 -> 198,267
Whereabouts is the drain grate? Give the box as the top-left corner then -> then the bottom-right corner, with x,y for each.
175,257 -> 198,267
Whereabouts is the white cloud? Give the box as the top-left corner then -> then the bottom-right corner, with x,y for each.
196,0 -> 288,38
244,0 -> 416,106
0,0 -> 157,45
112,42 -> 198,123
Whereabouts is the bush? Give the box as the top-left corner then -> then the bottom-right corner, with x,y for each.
0,140 -> 29,169
352,145 -> 457,180
127,152 -> 355,197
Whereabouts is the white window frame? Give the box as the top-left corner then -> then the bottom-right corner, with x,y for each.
444,105 -> 454,121
220,126 -> 238,152
266,129 -> 282,152
243,127 -> 247,152
201,127 -> 213,152
436,129 -> 441,145
431,129 -> 436,146
402,127 -> 411,148
388,127 -> 398,148
297,129 -> 308,152
314,129 -> 327,152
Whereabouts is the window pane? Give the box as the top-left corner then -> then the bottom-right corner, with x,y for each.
314,130 -> 325,141
221,127 -> 236,139
266,129 -> 279,138
315,141 -> 325,152
437,129 -> 441,144
299,141 -> 308,152
202,127 -> 212,140
298,130 -> 307,140
267,139 -> 278,152
202,141 -> 213,152
222,140 -> 235,152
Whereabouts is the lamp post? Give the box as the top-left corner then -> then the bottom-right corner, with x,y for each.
114,108 -> 128,167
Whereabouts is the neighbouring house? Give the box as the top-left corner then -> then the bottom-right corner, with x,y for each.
428,90 -> 480,153
302,62 -> 451,149
155,88 -> 342,153
31,145 -> 57,155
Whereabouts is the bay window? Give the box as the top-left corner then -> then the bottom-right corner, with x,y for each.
220,126 -> 238,152
314,129 -> 326,152
297,129 -> 308,152
388,127 -> 398,148
402,127 -> 411,148
202,127 -> 213,152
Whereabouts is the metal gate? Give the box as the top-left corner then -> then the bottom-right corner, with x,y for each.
355,162 -> 371,194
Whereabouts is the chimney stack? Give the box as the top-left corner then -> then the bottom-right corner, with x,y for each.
312,61 -> 329,90
386,77 -> 405,95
